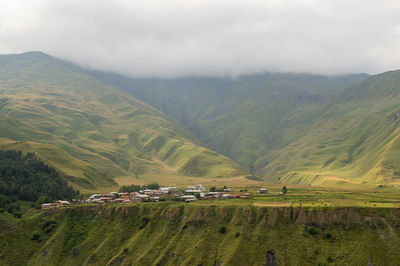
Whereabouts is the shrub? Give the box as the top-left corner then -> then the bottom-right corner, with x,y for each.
41,219 -> 57,234
0,208 -> 5,213
235,232 -> 240,238
325,232 -> 332,239
31,231 -> 41,241
306,226 -> 319,235
13,212 -> 21,218
326,256 -> 333,262
7,203 -> 19,214
41,219 -> 57,229
139,216 -> 150,229
218,226 -> 227,234
141,199 -> 152,203
43,224 -> 57,234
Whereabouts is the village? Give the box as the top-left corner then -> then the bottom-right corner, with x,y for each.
41,185 -> 281,208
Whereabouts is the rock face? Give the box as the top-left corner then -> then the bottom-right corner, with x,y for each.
266,250 -> 278,266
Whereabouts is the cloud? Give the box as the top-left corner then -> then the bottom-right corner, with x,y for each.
1,0 -> 400,77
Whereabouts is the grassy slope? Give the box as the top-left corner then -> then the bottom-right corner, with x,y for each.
88,71 -> 374,185
263,70 -> 400,186
0,52 -> 247,191
1,204 -> 400,265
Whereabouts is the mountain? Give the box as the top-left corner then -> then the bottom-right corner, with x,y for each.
0,52 -> 247,191
264,70 -> 400,186
4,51 -> 398,187
87,70 -> 375,186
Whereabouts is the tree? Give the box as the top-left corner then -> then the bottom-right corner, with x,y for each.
0,150 -> 79,209
282,186 -> 287,194
142,183 -> 160,190
209,186 -> 216,192
119,185 -> 141,193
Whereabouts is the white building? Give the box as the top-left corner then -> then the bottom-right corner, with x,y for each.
186,184 -> 205,193
181,195 -> 197,202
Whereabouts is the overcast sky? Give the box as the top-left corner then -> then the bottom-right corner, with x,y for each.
1,0 -> 400,78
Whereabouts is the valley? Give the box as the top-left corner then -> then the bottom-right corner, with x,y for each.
89,69 -> 400,187
1,52 -> 400,265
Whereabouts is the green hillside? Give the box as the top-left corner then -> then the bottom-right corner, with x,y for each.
1,204 -> 400,265
88,71 -> 376,185
263,70 -> 400,186
0,52 -> 247,191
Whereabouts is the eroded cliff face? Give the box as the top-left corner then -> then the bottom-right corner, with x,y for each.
1,205 -> 400,265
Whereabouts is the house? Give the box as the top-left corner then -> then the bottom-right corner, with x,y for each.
241,193 -> 251,199
229,194 -> 241,199
88,194 -> 101,200
151,196 -> 160,201
171,190 -> 184,197
41,203 -> 61,208
113,198 -> 125,202
121,195 -> 134,199
258,188 -> 268,194
160,187 -> 178,194
57,200 -> 70,205
221,194 -> 230,199
186,184 -> 205,193
142,189 -> 155,195
180,195 -> 197,202
206,192 -> 220,199
100,197 -> 113,202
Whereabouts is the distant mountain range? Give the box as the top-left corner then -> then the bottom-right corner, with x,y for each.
2,51 -> 400,188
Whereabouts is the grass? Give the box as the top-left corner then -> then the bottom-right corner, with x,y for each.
179,183 -> 400,208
